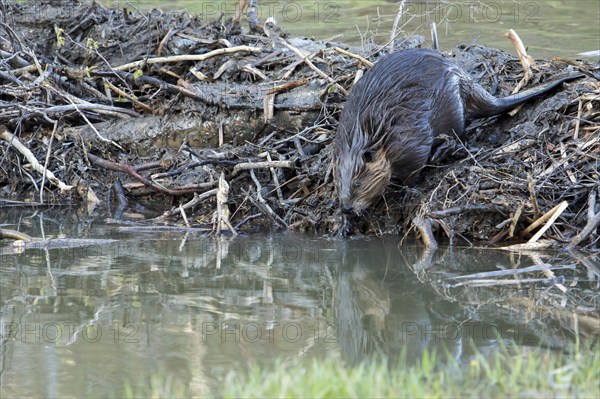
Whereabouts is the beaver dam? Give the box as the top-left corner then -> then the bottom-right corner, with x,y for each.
1,0 -> 599,251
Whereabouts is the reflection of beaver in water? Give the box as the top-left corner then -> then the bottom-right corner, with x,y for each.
334,48 -> 582,236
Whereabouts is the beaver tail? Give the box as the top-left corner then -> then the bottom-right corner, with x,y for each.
463,73 -> 584,121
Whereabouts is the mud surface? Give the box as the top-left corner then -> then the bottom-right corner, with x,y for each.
1,0 -> 598,250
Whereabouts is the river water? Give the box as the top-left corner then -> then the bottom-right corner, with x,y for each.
0,209 -> 595,397
137,0 -> 600,59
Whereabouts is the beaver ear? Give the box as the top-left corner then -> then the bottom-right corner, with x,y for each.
364,150 -> 375,163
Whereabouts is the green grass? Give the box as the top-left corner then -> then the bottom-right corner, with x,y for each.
120,341 -> 599,398
220,344 -> 600,399
123,373 -> 190,399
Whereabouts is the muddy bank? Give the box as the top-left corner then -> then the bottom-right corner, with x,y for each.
0,0 -> 598,250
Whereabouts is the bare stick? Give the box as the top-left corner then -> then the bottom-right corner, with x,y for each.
232,160 -> 295,176
449,276 -> 564,288
508,202 -> 523,238
520,201 -> 565,237
573,99 -> 584,140
114,46 -> 261,71
216,172 -> 237,236
504,29 -> 536,94
527,174 -> 540,217
389,0 -> 406,51
179,203 -> 190,228
233,0 -> 248,24
103,79 -> 153,113
527,201 -> 569,243
242,64 -> 268,80
157,28 -> 174,57
266,152 -> 284,203
250,170 -> 287,227
430,22 -> 439,50
0,228 -> 33,241
40,122 -> 58,203
263,93 -> 275,122
413,216 -> 438,249
428,204 -> 500,218
333,47 -> 373,67
566,191 -> 600,249
1,127 -> 73,192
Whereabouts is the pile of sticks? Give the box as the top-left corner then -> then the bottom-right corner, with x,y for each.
1,1 -> 598,249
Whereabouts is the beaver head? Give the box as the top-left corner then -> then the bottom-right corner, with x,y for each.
333,118 -> 392,235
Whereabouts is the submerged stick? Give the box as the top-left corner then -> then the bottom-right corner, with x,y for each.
530,254 -> 567,293
499,240 -> 555,251
449,276 -> 564,288
451,263 -> 575,280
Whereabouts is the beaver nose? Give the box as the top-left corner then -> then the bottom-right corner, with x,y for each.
341,205 -> 353,215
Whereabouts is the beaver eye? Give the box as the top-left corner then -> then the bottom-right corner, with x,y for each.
364,150 -> 374,163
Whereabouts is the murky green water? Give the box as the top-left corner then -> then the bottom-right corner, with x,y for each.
1,209 -> 595,397
127,0 -> 600,59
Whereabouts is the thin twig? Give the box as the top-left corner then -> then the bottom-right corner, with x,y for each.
114,46 -> 261,71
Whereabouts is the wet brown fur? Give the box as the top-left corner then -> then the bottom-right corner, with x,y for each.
347,149 -> 391,214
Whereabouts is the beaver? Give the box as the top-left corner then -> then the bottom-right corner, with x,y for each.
334,48 -> 582,236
